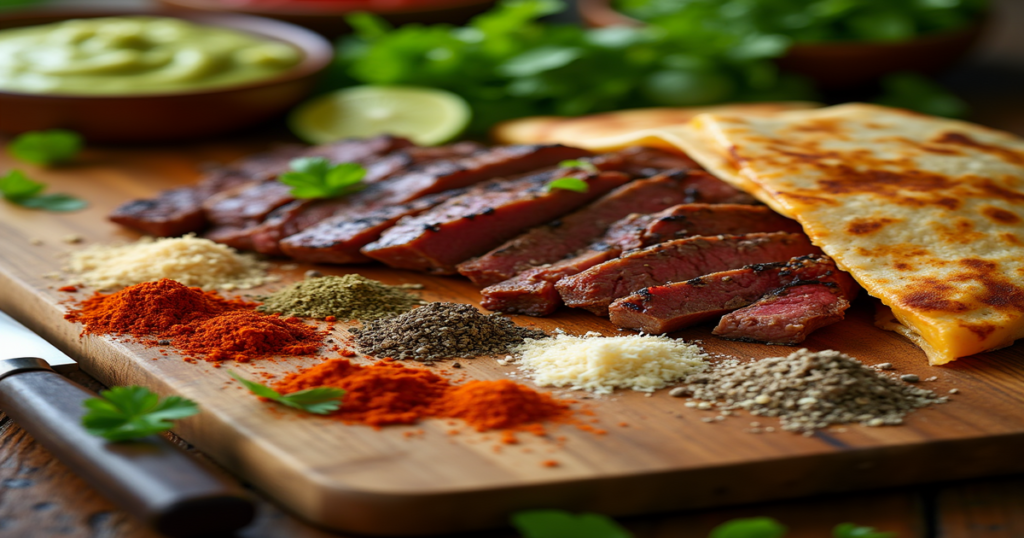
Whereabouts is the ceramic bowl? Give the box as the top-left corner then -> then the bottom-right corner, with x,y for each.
577,0 -> 985,89
0,9 -> 334,143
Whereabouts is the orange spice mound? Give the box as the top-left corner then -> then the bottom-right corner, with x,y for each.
272,359 -> 575,432
64,278 -> 253,336
167,310 -> 324,363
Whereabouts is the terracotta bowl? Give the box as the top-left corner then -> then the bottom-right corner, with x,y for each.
0,9 -> 333,143
577,0 -> 986,89
157,0 -> 498,38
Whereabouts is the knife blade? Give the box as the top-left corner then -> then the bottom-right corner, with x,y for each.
0,309 -> 256,538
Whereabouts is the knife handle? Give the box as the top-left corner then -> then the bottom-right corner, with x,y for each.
0,368 -> 255,538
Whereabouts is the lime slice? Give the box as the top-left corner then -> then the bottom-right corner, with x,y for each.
289,86 -> 472,146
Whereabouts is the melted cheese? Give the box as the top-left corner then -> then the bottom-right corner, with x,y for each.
585,104 -> 1024,365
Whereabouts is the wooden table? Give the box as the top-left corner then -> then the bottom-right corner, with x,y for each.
3,1 -> 1024,536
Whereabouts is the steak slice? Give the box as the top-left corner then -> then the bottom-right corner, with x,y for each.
608,255 -> 851,334
712,281 -> 853,344
558,229 -> 818,316
278,191 -> 460,264
457,171 -> 704,286
637,203 -> 803,245
244,144 -> 592,255
361,170 -> 632,274
108,187 -> 209,237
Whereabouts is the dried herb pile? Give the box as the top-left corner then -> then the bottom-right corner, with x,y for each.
257,274 -> 421,320
673,348 -> 947,433
350,302 -> 546,362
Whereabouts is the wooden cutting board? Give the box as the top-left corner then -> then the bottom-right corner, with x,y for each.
1,139 -> 1022,536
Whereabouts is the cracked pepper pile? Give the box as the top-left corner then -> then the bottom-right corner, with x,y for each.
672,348 -> 947,432
350,302 -> 547,362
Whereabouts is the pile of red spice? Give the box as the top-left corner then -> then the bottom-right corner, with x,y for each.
272,358 -> 576,436
64,278 -> 326,362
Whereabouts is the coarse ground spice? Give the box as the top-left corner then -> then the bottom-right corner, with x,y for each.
271,358 -> 573,433
64,278 -> 253,336
350,302 -> 547,362
67,234 -> 273,290
257,274 -> 422,320
167,309 -> 324,363
672,348 -> 948,433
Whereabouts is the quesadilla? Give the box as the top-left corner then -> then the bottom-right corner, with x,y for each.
586,103 -> 1024,365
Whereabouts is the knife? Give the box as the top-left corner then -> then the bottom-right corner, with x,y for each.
0,309 -> 255,538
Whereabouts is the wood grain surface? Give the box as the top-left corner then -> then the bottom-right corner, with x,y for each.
1,129 -> 1023,536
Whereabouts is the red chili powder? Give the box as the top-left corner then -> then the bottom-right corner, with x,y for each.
272,359 -> 575,433
166,310 -> 324,363
64,278 -> 253,336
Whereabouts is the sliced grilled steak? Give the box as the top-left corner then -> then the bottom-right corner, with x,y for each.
558,230 -> 818,316
457,171 -> 705,286
108,187 -> 209,237
362,170 -> 632,274
244,144 -> 592,256
278,191 -> 460,263
608,255 -> 850,334
712,281 -> 853,344
637,203 -> 802,245
609,146 -> 701,176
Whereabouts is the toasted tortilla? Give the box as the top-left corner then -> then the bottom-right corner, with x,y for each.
490,102 -> 818,146
588,103 -> 1024,365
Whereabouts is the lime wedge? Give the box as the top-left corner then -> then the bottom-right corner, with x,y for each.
289,86 -> 472,146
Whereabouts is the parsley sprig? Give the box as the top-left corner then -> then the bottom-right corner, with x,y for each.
8,129 -> 83,166
511,510 -> 631,538
230,371 -> 345,415
278,157 -> 367,199
0,170 -> 88,211
82,386 -> 199,442
546,177 -> 590,193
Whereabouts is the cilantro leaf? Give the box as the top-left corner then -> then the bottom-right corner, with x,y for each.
230,371 -> 345,415
511,510 -> 632,538
8,129 -> 83,166
0,170 -> 88,212
82,386 -> 199,442
833,523 -> 897,538
279,158 -> 367,199
710,517 -> 788,538
0,169 -> 45,200
546,177 -> 590,193
559,159 -> 598,174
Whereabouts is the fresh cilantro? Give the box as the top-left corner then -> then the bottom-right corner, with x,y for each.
559,159 -> 598,174
833,523 -> 897,538
510,510 -> 632,538
0,170 -> 88,212
278,157 -> 367,199
82,386 -> 199,442
709,517 -> 788,538
8,129 -> 83,166
229,371 -> 345,415
546,177 -> 590,193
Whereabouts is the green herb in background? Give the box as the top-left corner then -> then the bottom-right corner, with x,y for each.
874,72 -> 969,118
82,386 -> 199,442
0,169 -> 88,212
511,510 -> 632,538
332,0 -> 816,135
833,523 -> 898,538
278,157 -> 367,199
8,129 -> 83,166
229,371 -> 345,415
710,517 -> 788,538
546,177 -> 590,193
559,159 -> 598,174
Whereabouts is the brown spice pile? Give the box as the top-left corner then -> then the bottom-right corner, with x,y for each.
256,274 -> 422,320
672,348 -> 947,433
350,302 -> 547,362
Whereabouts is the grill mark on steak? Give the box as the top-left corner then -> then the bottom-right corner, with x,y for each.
251,144 -> 594,257
608,255 -> 851,334
457,170 -> 706,286
108,187 -> 209,237
557,231 -> 821,316
712,280 -> 855,344
361,170 -> 632,274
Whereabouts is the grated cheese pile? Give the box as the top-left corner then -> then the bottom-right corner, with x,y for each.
511,332 -> 708,394
67,235 -> 274,291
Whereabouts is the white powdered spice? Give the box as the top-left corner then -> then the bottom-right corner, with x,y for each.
67,234 -> 274,290
511,332 -> 707,394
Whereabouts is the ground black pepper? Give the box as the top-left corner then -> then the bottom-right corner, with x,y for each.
350,302 -> 546,362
